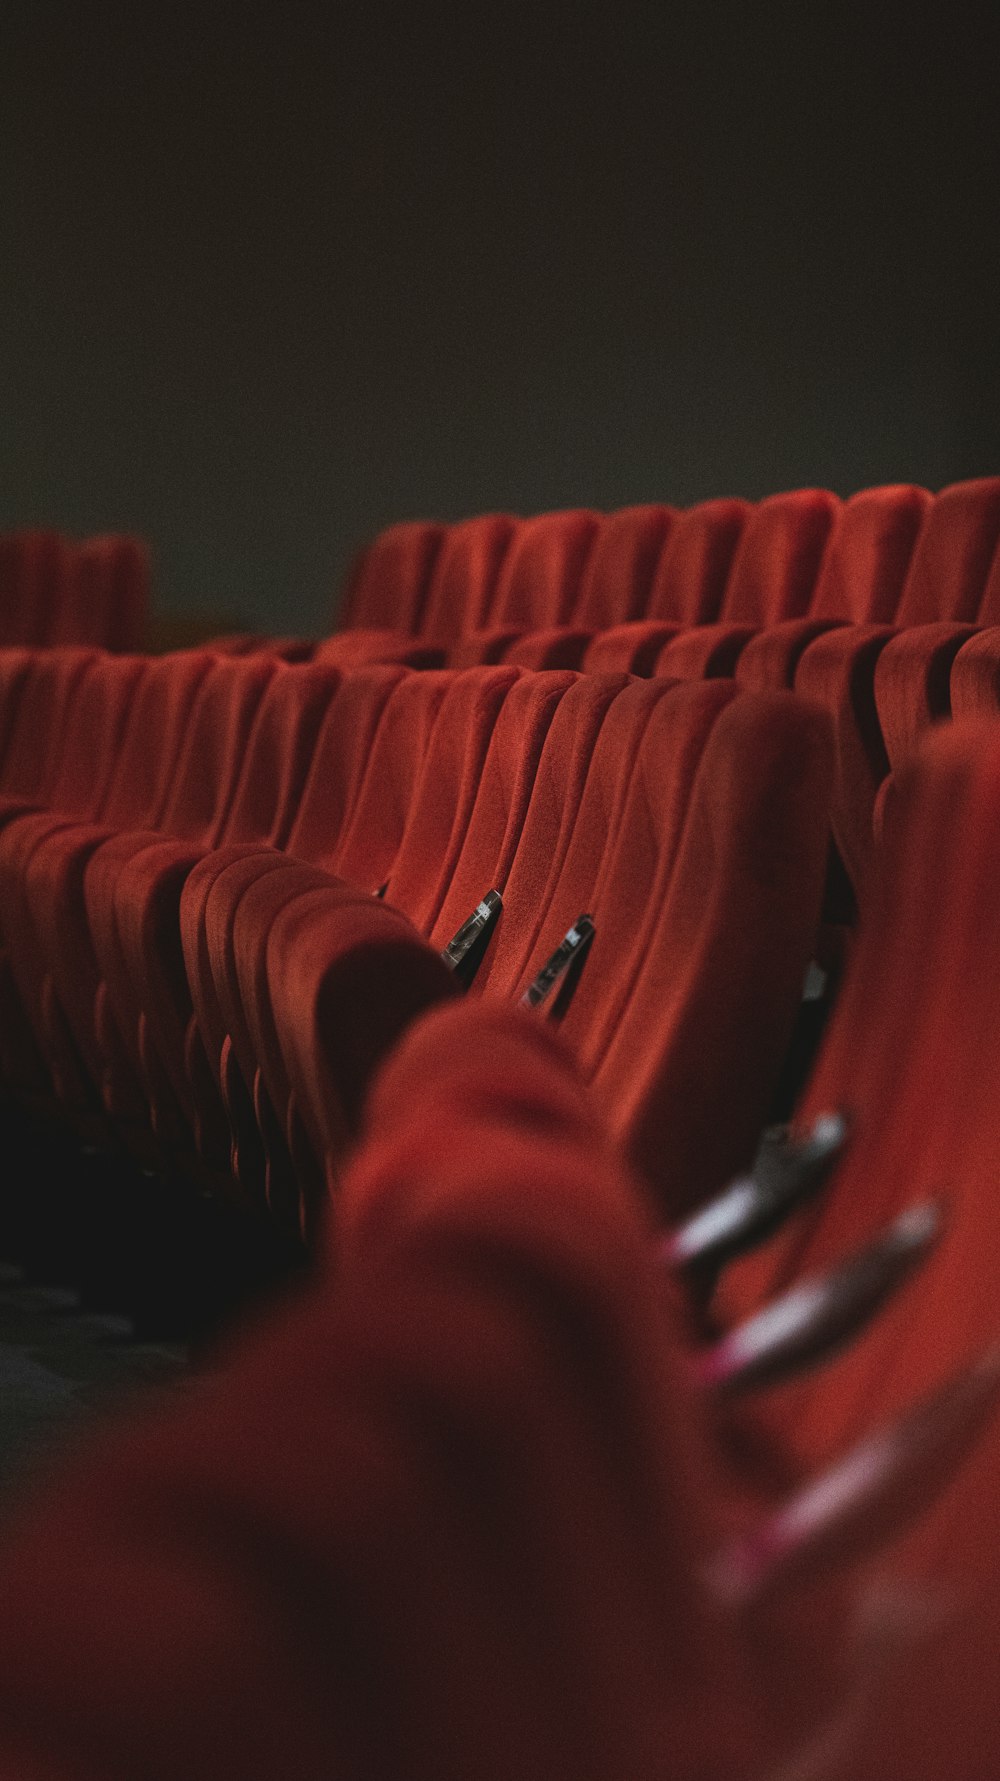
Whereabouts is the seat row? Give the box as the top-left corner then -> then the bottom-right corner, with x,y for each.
327,478 -> 1000,900
0,529 -> 148,651
2,884 -> 1000,1776
0,647 -> 831,1246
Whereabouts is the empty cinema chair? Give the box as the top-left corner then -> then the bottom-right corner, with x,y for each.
705,715 -> 1000,1779
2,996 -> 991,1776
650,487 -> 840,680
447,508 -> 602,664
264,683 -> 833,1236
0,531 -> 149,651
790,475 -> 1000,895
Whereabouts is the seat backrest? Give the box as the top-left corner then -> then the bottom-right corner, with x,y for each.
896,477 -> 1000,624
485,509 -> 602,629
493,679 -> 730,1024
593,688 -> 833,1217
716,721 -> 1000,1594
339,520 -> 447,632
572,505 -> 678,627
330,670 -> 456,890
560,680 -> 739,1072
719,488 -> 840,623
281,664 -> 411,870
470,672 -> 634,998
810,483 -> 931,621
48,536 -> 150,651
429,670 -> 578,951
0,532 -> 68,647
41,652 -> 150,820
419,514 -> 519,638
219,662 -> 343,849
645,497 -> 751,623
100,651 -> 218,829
155,655 -> 278,844
0,647 -> 97,800
0,649 -> 37,765
382,667 -> 521,932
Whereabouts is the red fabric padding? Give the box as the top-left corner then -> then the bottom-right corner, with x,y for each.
534,680 -> 737,1059
105,665 -> 343,1150
266,891 -> 459,1211
183,671 -> 458,1179
469,673 -> 634,998
426,670 -> 578,953
591,688 -> 834,1217
654,489 -> 840,683
792,624 -> 894,899
339,519 -> 447,632
379,667 -> 521,935
0,532 -> 66,646
314,630 -> 446,668
496,506 -> 680,669
787,478 -> 1000,896
895,476 -> 1000,625
46,534 -> 150,652
0,653 -> 151,1105
574,498 -> 750,674
76,657 -> 278,1138
719,721 -> 1000,1599
734,482 -> 931,693
0,998 -> 777,1780
419,512 -> 519,637
950,626 -> 1000,718
452,510 -> 602,659
9,654 -> 217,1131
0,647 -> 97,804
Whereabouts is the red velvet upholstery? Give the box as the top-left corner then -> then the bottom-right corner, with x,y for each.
581,496 -> 750,673
586,690 -> 833,1215
0,532 -> 148,651
104,665 -> 344,1152
654,489 -> 840,681
944,518 -> 1000,715
72,657 -> 278,1140
6,653 -> 217,1128
470,672 -> 636,998
0,1001 -> 810,1781
339,519 -> 447,632
0,649 -> 49,773
314,630 -> 446,668
0,647 -> 97,806
378,667 -> 521,933
426,669 -> 578,952
449,510 -> 601,664
795,477 -> 1000,896
0,654 -> 150,1088
195,669 -> 520,1196
715,723 -> 1000,1718
48,535 -> 149,651
735,482 -> 931,693
502,505 -> 677,669
0,532 -> 65,646
420,512 -> 519,637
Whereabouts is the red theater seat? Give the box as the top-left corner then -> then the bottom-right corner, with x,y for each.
338,518 -> 447,632
654,488 -> 839,681
734,481 -> 931,693
502,504 -> 677,669
449,509 -> 601,665
719,719 -> 1000,1626
580,496 -> 750,673
795,476 -> 1000,895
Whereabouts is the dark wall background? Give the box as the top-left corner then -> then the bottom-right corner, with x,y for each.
1,3 -> 997,634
